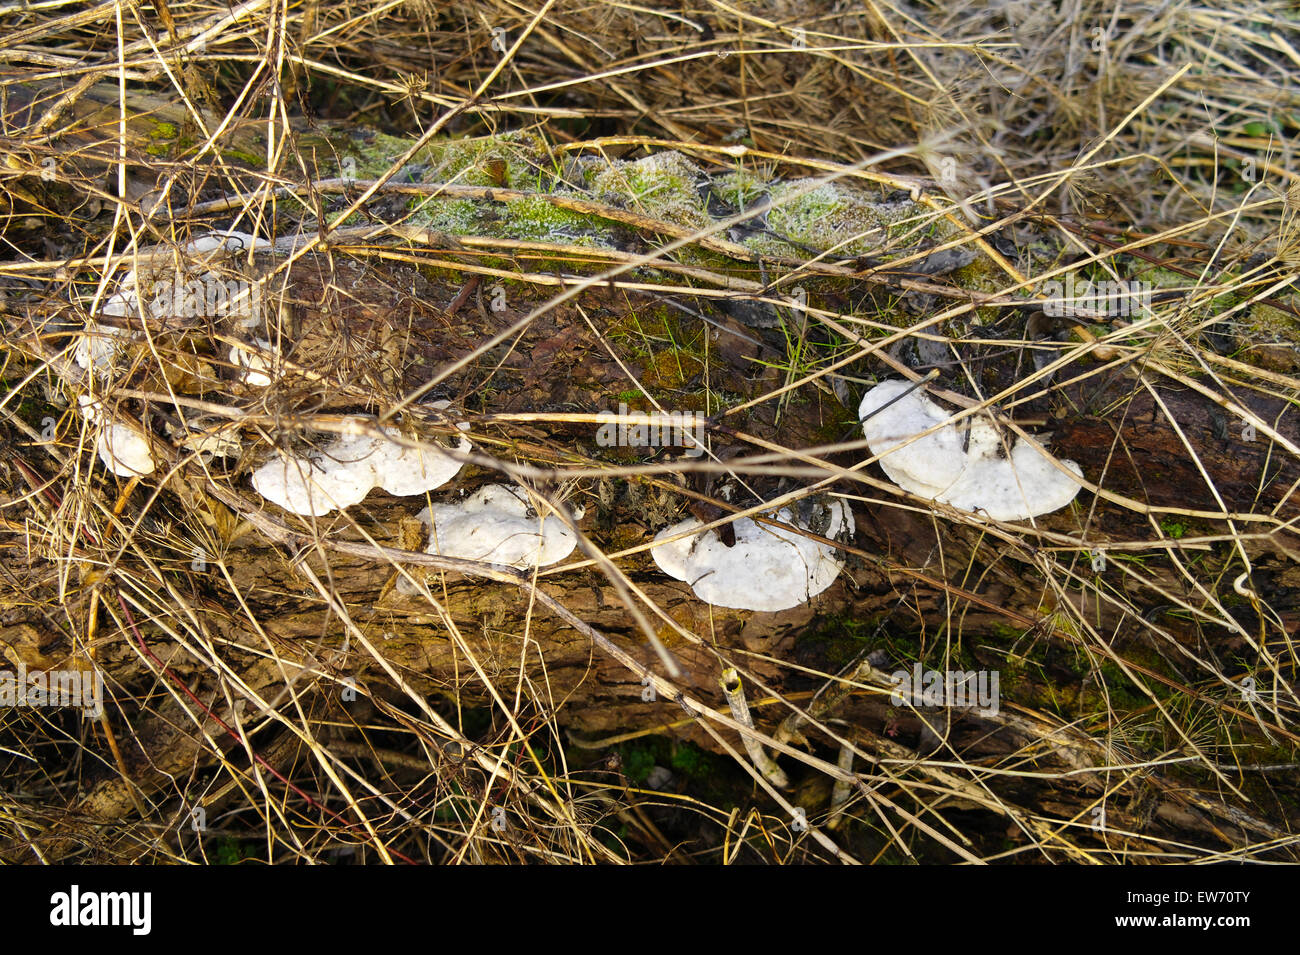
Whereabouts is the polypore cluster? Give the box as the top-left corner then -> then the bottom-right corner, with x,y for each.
252,418 -> 470,516
416,484 -> 580,568
859,379 -> 1082,521
649,500 -> 852,612
68,224 -> 877,615
78,396 -> 155,477
75,230 -> 269,375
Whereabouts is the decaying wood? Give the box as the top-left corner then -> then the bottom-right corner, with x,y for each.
5,237 -> 1294,857
4,216 -> 1298,862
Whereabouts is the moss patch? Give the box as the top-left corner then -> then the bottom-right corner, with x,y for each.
606,303 -> 716,403
336,128 -> 551,185
711,167 -> 769,210
590,151 -> 711,230
747,179 -> 911,257
1238,300 -> 1300,371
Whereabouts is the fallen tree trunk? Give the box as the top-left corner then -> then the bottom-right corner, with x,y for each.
5,244 -> 1298,862
4,86 -> 1300,859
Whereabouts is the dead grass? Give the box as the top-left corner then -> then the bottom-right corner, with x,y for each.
0,0 -> 1297,864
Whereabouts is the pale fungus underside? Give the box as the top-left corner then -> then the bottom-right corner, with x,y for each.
859,379 -> 1083,521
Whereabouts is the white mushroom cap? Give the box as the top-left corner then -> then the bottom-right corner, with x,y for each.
73,322 -> 132,372
78,396 -> 155,476
96,230 -> 268,317
230,339 -> 275,387
250,418 -> 469,515
189,230 -> 270,254
81,231 -> 270,373
859,379 -> 1082,521
101,276 -> 140,319
650,501 -> 851,612
859,379 -> 968,496
416,484 -> 578,568
368,428 -> 470,496
96,424 -> 156,477
251,435 -> 377,516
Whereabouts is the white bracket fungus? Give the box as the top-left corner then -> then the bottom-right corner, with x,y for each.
367,427 -> 468,497
416,484 -> 580,569
76,230 -> 271,374
649,500 -> 851,612
251,417 -> 469,516
78,396 -> 156,477
74,323 -> 133,374
252,433 -> 377,515
859,378 -> 1082,521
229,339 -> 276,387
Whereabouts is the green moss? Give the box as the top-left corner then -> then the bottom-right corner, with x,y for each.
1237,300 -> 1300,371
806,395 -> 859,446
990,623 -> 1025,642
796,612 -> 877,669
618,737 -> 724,786
495,194 -> 610,245
145,120 -> 181,157
668,741 -> 714,778
412,196 -> 481,234
606,303 -> 715,401
949,250 -> 1019,324
144,119 -> 262,162
329,210 -> 369,229
1245,301 -> 1300,335
1141,265 -> 1243,324
337,129 -> 551,186
218,148 -> 265,168
590,151 -> 711,230
712,167 -> 769,210
213,838 -> 256,865
1091,659 -> 1155,710
748,179 -> 903,257
1159,517 -> 1188,539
